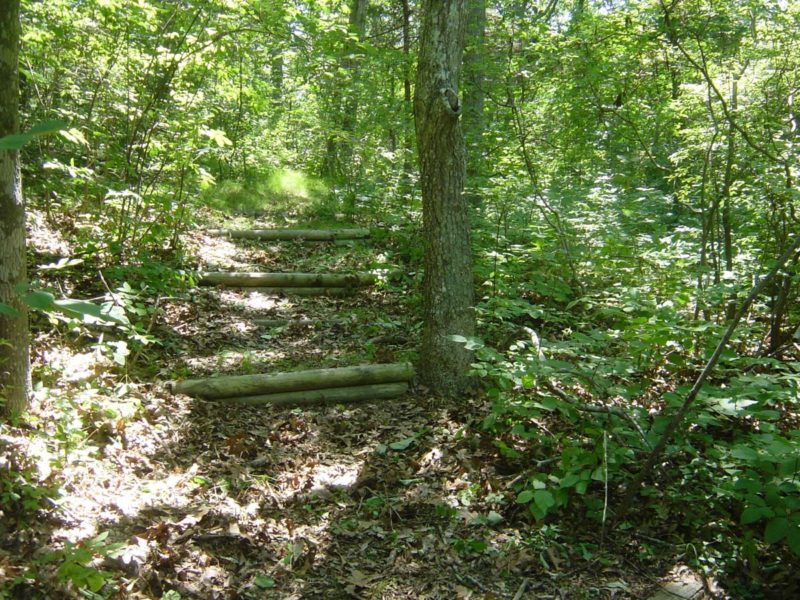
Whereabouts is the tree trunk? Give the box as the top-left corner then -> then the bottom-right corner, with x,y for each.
721,78 -> 738,320
0,0 -> 29,417
321,0 -> 369,181
171,362 -> 414,399
414,0 -> 475,395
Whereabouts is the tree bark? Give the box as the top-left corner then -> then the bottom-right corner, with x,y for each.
415,0 -> 475,395
220,382 -> 408,407
171,362 -> 414,399
207,228 -> 370,241
0,0 -> 29,417
199,272 -> 376,288
462,0 -> 486,207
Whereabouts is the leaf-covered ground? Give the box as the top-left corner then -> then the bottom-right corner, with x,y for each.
3,214 -> 719,599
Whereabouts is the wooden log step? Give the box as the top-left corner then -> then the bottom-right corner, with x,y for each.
246,287 -> 358,297
221,382 -> 408,407
252,317 -> 346,327
199,272 -> 376,288
207,228 -> 370,241
254,318 -> 319,327
170,362 -> 414,400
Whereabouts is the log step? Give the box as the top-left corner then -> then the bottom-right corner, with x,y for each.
222,382 -> 408,406
170,362 -> 414,400
207,228 -> 370,241
254,318 -> 320,327
239,287 -> 358,297
199,272 -> 376,288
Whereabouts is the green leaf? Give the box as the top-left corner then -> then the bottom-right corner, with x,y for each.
516,490 -> 534,504
388,436 -> 415,451
787,525 -> 800,556
53,299 -> 128,325
0,302 -> 21,317
0,120 -> 69,150
486,511 -> 504,525
23,290 -> 55,310
731,445 -> 760,462
764,517 -> 789,544
254,575 -> 275,589
533,490 -> 555,511
39,257 -> 83,271
86,571 -> 106,592
741,506 -> 768,525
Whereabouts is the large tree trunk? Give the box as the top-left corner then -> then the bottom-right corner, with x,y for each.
0,0 -> 29,417
414,0 -> 475,395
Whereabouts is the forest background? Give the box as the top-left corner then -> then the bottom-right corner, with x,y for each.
1,0 -> 799,598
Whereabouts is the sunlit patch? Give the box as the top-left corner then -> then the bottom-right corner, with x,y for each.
195,236 -> 247,269
184,349 -> 287,375
310,462 -> 361,492
216,288 -> 287,312
266,169 -> 327,202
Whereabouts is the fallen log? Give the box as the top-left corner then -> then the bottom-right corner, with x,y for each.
246,287 -> 357,297
199,272 -> 376,288
253,318 -> 319,327
207,228 -> 370,241
221,382 -> 408,407
171,362 -> 414,399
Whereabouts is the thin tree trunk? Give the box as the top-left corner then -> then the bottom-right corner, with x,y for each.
321,0 -> 369,182
400,0 -> 414,181
721,78 -> 738,320
415,0 -> 474,395
0,0 -> 29,416
462,0 -> 485,207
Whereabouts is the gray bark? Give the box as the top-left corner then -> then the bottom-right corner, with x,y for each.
171,362 -> 414,399
207,228 -> 370,241
0,0 -> 28,417
415,0 -> 475,395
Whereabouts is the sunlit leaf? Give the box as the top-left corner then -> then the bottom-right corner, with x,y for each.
388,436 -> 415,451
0,120 -> 68,150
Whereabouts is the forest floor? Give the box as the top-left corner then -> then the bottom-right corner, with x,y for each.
3,211 -> 716,599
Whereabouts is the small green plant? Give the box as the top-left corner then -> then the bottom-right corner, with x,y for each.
41,531 -> 124,595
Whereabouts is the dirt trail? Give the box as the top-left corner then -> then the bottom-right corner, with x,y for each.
40,220 -> 672,599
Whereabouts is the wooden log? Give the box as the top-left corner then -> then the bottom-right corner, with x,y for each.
171,362 -> 415,399
220,382 -> 408,407
247,287 -> 357,297
253,318 -> 318,327
199,272 -> 376,288
207,228 -> 370,241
